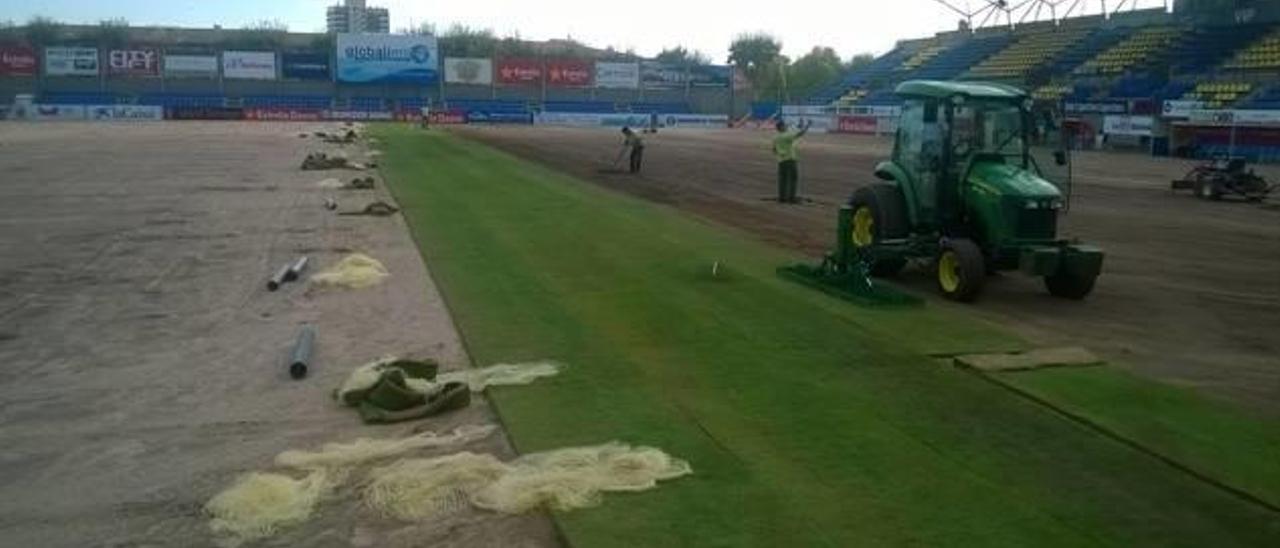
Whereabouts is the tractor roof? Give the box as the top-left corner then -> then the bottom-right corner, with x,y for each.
894,80 -> 1027,102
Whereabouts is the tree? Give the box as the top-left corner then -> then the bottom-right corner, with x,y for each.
236,19 -> 288,49
439,24 -> 497,57
656,46 -> 711,67
407,22 -> 436,36
728,33 -> 783,98
846,53 -> 876,70
785,46 -> 844,100
24,16 -> 62,47
496,33 -> 536,57
92,18 -> 130,50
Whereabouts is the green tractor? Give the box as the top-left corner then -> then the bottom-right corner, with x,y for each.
833,81 -> 1103,302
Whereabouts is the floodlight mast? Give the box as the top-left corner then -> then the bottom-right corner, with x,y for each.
931,0 -> 1170,30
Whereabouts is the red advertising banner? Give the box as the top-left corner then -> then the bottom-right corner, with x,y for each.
496,58 -> 542,85
837,115 -> 878,134
546,59 -> 592,87
0,46 -> 38,76
108,49 -> 160,76
244,108 -> 324,121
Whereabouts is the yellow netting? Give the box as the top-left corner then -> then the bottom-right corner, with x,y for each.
337,360 -> 563,401
275,425 -> 498,471
205,471 -> 332,546
363,443 -> 692,521
334,355 -> 399,404
365,452 -> 511,521
315,178 -> 345,189
474,443 -> 693,513
310,253 -> 389,289
435,361 -> 563,392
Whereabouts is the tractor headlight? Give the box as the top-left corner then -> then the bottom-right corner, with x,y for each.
1024,200 -> 1061,210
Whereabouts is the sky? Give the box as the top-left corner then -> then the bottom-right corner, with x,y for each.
5,0 -> 1164,61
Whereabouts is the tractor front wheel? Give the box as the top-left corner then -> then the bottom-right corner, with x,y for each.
848,185 -> 908,276
1044,269 -> 1097,300
1193,176 -> 1223,201
936,239 -> 986,302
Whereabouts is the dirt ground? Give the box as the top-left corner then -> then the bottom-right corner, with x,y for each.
0,122 -> 557,547
460,126 -> 1280,416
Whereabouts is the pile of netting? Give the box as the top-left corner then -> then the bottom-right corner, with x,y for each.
310,253 -> 389,290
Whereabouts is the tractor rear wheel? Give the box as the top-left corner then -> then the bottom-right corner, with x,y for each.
936,239 -> 986,302
1044,269 -> 1097,300
848,185 -> 909,276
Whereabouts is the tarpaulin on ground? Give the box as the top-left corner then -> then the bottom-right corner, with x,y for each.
546,59 -> 592,87
0,46 -> 38,76
444,57 -> 493,85
337,33 -> 438,84
107,49 -> 160,76
496,58 -> 541,85
281,53 -> 331,80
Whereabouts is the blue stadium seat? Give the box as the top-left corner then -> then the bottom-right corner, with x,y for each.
41,93 -> 122,105
138,94 -> 226,107
242,95 -> 333,109
544,101 -> 616,113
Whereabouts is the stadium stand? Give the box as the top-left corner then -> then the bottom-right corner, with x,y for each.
544,101 -> 616,113
908,33 -> 1014,80
138,94 -> 226,107
41,93 -> 123,105
1074,26 -> 1182,76
1221,28 -> 1280,70
242,95 -> 333,109
1044,26 -> 1135,75
1183,82 -> 1255,109
1031,84 -> 1076,102
806,43 -> 922,105
897,40 -> 947,72
1239,85 -> 1280,109
1169,24 -> 1271,74
965,27 -> 1091,80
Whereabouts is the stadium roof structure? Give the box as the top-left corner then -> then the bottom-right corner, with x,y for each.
895,80 -> 1029,100
932,0 -> 1171,29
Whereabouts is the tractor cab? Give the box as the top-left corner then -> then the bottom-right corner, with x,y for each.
841,80 -> 1103,302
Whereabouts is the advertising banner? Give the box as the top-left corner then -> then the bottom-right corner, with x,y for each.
660,113 -> 729,128
164,54 -> 218,77
641,61 -> 688,89
244,108 -> 324,121
1187,109 -> 1280,125
1162,100 -> 1206,119
224,51 -> 276,80
25,104 -> 87,120
466,110 -> 532,123
0,46 -> 38,76
496,58 -> 542,85
444,57 -> 493,85
836,115 -> 879,134
782,105 -> 830,117
688,65 -> 731,88
281,53 -> 331,80
45,47 -> 99,76
1065,101 -> 1127,115
546,59 -> 592,87
1103,115 -> 1155,137
336,33 -> 438,84
595,62 -> 639,89
87,105 -> 164,121
168,106 -> 245,120
324,110 -> 395,121
108,49 -> 160,76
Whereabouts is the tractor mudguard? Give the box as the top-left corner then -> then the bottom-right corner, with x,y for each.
873,161 -> 922,227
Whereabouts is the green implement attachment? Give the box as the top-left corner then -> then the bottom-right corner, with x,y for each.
778,207 -> 922,308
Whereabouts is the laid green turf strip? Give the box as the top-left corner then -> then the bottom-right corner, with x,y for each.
377,127 -> 1280,546
995,366 -> 1280,509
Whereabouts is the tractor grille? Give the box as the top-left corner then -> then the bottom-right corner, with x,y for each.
1017,209 -> 1058,240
